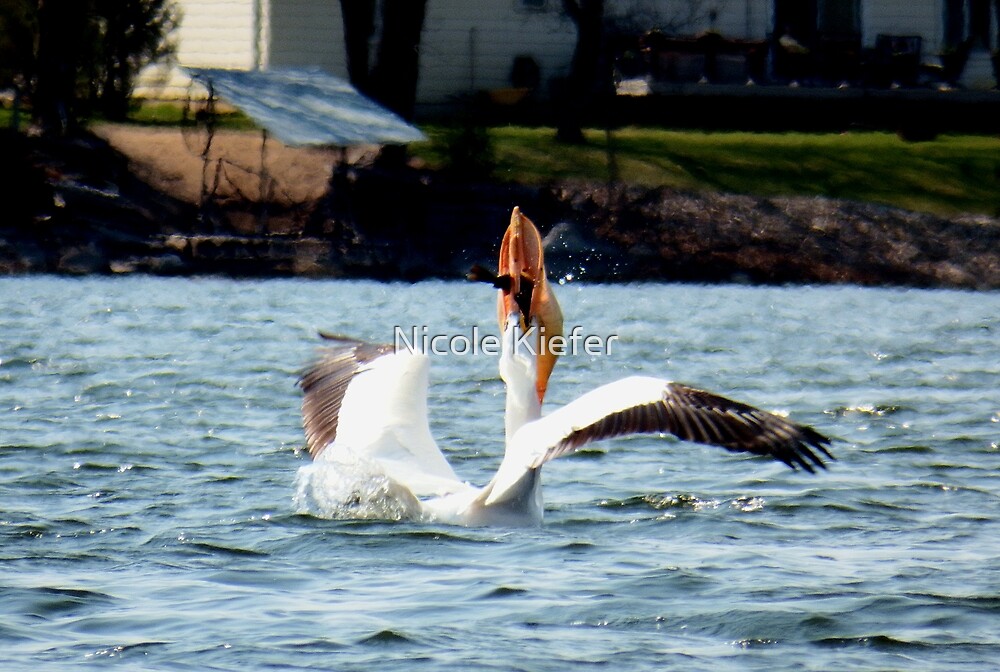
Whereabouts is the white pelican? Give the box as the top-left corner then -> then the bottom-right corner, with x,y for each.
295,208 -> 833,526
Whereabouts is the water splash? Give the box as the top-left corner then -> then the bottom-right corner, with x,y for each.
293,450 -> 422,522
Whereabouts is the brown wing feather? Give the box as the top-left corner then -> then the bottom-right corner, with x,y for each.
298,335 -> 394,459
543,382 -> 833,472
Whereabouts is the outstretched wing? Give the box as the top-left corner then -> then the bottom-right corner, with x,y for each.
299,334 -> 393,458
486,376 -> 833,505
299,334 -> 463,497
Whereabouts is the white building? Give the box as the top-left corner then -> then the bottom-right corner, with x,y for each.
137,1 -> 998,105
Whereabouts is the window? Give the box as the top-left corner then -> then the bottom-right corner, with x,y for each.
818,0 -> 860,36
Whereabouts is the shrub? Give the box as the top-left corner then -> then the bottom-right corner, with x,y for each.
0,0 -> 180,133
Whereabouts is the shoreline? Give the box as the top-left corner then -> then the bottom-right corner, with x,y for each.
2,126 -> 998,289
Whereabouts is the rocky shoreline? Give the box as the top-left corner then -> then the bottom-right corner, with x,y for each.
2,128 -> 998,289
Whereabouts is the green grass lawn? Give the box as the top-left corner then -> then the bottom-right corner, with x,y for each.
2,101 -> 257,131
0,107 -> 24,130
415,126 -> 1000,218
124,101 -> 258,130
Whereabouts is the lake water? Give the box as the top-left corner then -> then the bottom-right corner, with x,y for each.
1,276 -> 998,671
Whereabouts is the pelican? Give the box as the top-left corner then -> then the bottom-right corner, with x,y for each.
295,208 -> 833,526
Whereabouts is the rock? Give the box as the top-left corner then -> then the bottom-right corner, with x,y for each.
57,244 -> 106,275
163,234 -> 190,253
110,254 -> 187,275
291,239 -> 333,276
0,240 -> 47,274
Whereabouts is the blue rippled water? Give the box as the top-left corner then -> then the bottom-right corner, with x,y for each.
1,276 -> 998,671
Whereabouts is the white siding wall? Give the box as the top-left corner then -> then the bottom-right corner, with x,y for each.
418,0 -> 775,106
175,0 -> 258,68
418,0 -> 577,104
862,0 -> 942,53
267,0 -> 347,75
745,0 -> 775,39
703,0 -> 773,39
135,0 -> 259,99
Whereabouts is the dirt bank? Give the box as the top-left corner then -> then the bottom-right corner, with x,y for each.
91,124 -> 374,207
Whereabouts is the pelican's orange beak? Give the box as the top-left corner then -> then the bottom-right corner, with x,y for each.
497,207 -> 564,405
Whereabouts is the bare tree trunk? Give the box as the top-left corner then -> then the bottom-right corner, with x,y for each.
35,0 -> 86,136
339,0 -> 376,94
369,0 -> 427,122
556,0 -> 605,144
